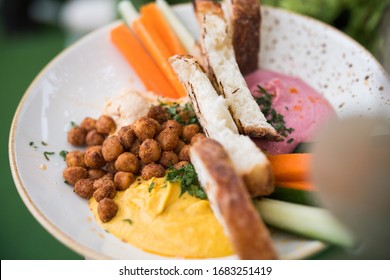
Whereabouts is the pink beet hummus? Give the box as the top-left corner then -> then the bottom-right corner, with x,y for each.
245,70 -> 336,155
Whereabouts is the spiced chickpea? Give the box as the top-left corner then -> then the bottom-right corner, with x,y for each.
63,166 -> 88,185
190,133 -> 207,145
147,105 -> 168,124
85,130 -> 105,146
174,140 -> 185,154
174,161 -> 189,170
156,129 -> 180,151
102,136 -> 124,162
96,115 -> 116,135
102,172 -> 114,181
150,118 -> 163,134
130,138 -> 141,155
93,180 -> 116,202
118,125 -> 136,150
67,127 -> 86,146
74,178 -> 94,199
179,145 -> 191,161
88,169 -> 107,180
80,117 -> 96,132
159,151 -> 179,168
105,161 -> 117,174
141,163 -> 166,180
139,139 -> 161,164
182,124 -> 200,143
114,172 -> 136,191
66,151 -> 85,167
115,152 -> 139,174
163,120 -> 182,136
97,198 -> 118,223
84,145 -> 106,168
133,117 -> 157,141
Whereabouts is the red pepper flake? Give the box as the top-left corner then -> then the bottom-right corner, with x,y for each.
293,105 -> 302,111
289,87 -> 298,94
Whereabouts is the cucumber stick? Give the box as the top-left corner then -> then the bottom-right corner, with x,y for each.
254,198 -> 355,248
266,186 -> 319,206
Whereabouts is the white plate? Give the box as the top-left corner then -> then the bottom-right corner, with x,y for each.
9,4 -> 390,259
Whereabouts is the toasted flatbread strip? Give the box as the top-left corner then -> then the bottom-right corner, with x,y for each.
194,0 -> 282,141
169,54 -> 274,196
190,138 -> 278,259
224,0 -> 261,75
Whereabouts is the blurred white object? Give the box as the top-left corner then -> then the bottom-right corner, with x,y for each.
60,0 -> 116,43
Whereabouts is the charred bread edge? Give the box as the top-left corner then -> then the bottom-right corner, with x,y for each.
190,138 -> 278,260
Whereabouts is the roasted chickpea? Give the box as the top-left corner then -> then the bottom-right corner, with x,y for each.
156,129 -> 180,151
66,151 -> 85,167
141,163 -> 166,180
96,115 -> 116,135
74,178 -> 94,199
97,198 -> 118,223
139,139 -> 161,164
174,140 -> 186,154
93,180 -> 116,202
190,133 -> 207,145
102,172 -> 114,181
102,136 -> 124,162
182,124 -> 200,143
114,172 -> 136,191
163,120 -> 182,136
147,105 -> 168,124
85,129 -> 105,146
130,138 -> 141,155
174,161 -> 189,170
63,166 -> 88,185
132,117 -> 156,141
115,152 -> 139,174
88,169 -> 107,180
159,151 -> 179,168
179,145 -> 191,161
150,118 -> 163,134
67,127 -> 86,146
84,145 -> 106,168
105,161 -> 117,174
80,117 -> 96,131
118,125 -> 136,150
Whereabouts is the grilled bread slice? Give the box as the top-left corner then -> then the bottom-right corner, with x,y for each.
190,138 -> 278,259
224,0 -> 261,75
169,54 -> 274,196
194,0 -> 282,141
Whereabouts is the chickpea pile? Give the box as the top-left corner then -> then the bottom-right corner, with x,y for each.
63,104 -> 206,223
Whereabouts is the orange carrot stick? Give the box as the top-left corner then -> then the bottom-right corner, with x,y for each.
132,18 -> 187,98
110,24 -> 177,98
275,181 -> 315,191
268,153 -> 312,182
140,3 -> 186,55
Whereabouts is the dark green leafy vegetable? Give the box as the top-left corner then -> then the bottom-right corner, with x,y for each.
158,101 -> 199,125
43,151 -> 55,161
123,219 -> 133,224
59,150 -> 68,161
166,163 -> 207,200
148,182 -> 155,192
255,86 -> 294,138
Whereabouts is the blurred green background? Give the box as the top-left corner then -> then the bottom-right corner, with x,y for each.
0,0 -> 389,259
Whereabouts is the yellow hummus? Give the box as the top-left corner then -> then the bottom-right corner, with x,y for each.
89,177 -> 233,258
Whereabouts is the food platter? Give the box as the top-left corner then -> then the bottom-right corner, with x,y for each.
9,4 -> 390,259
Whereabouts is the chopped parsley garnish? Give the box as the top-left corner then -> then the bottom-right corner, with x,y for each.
148,182 -> 155,192
255,86 -> 294,138
29,141 -> 34,146
59,150 -> 68,161
123,219 -> 133,225
166,163 -> 207,200
70,121 -> 77,128
41,141 -> 47,146
43,151 -> 55,161
159,101 -> 198,125
287,138 -> 294,144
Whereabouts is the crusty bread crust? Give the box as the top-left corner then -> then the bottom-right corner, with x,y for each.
170,54 -> 274,197
190,138 -> 278,259
226,0 -> 261,75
